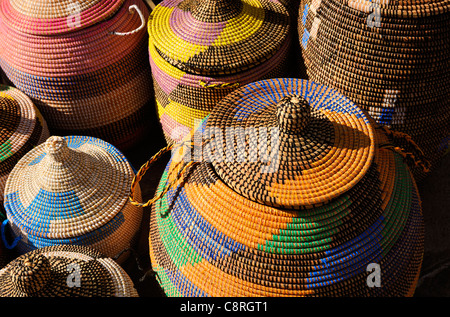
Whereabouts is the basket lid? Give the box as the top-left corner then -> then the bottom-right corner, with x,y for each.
3,135 -> 135,239
0,245 -> 138,297
0,85 -> 39,165
0,0 -> 126,35
205,78 -> 376,208
148,0 -> 290,76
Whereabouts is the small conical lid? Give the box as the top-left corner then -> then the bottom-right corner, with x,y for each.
0,0 -> 126,35
149,0 -> 290,75
0,245 -> 138,297
4,135 -> 135,239
206,78 -> 376,208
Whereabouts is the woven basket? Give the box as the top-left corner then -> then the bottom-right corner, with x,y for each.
148,0 -> 292,145
2,135 -> 143,264
297,0 -> 450,182
133,78 -> 425,297
0,85 -> 50,221
0,0 -> 154,151
0,244 -> 139,297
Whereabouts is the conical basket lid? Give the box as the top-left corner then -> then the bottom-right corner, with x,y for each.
148,0 -> 290,76
0,245 -> 138,297
4,135 -> 135,239
0,0 -> 126,35
206,78 -> 376,208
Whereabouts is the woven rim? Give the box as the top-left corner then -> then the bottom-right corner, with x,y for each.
205,78 -> 375,208
0,245 -> 138,297
0,0 -> 127,35
4,135 -> 136,239
149,0 -> 290,76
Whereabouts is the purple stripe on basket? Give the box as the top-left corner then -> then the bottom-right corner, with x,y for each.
170,9 -> 226,46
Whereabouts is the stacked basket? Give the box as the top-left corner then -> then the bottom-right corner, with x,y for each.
297,0 -> 450,181
0,0 -> 154,151
148,0 -> 292,145
0,85 -> 50,221
2,135 -> 143,264
0,245 -> 139,297
139,78 -> 425,296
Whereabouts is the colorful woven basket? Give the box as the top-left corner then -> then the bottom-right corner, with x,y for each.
148,0 -> 292,145
0,244 -> 139,297
133,78 -> 425,297
2,135 -> 143,264
297,0 -> 450,181
0,85 -> 50,222
0,0 -> 154,151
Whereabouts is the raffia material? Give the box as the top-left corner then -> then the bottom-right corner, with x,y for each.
3,135 -> 143,264
144,78 -> 425,297
0,0 -> 154,151
297,0 -> 450,182
0,245 -> 138,297
0,85 -> 50,216
148,0 -> 292,145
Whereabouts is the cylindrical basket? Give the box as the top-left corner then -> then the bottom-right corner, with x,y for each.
2,135 -> 143,264
297,0 -> 450,181
137,78 -> 425,297
0,0 -> 155,151
0,85 -> 50,221
148,0 -> 292,145
0,244 -> 139,297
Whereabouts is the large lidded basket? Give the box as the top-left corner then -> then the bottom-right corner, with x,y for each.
297,0 -> 450,181
0,85 -> 49,221
0,245 -> 138,297
144,78 -> 425,297
2,135 -> 143,264
148,0 -> 292,145
0,0 -> 154,151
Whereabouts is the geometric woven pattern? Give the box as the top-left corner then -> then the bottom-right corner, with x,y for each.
0,245 -> 138,297
3,136 -> 143,263
148,0 -> 291,144
0,0 -> 154,151
297,0 -> 450,181
148,79 -> 425,297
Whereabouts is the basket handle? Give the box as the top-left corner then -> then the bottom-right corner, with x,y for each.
1,219 -> 21,250
129,141 -> 198,208
376,125 -> 431,173
109,4 -> 146,36
199,80 -> 240,89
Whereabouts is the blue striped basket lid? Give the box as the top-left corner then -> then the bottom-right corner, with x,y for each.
2,135 -> 143,260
